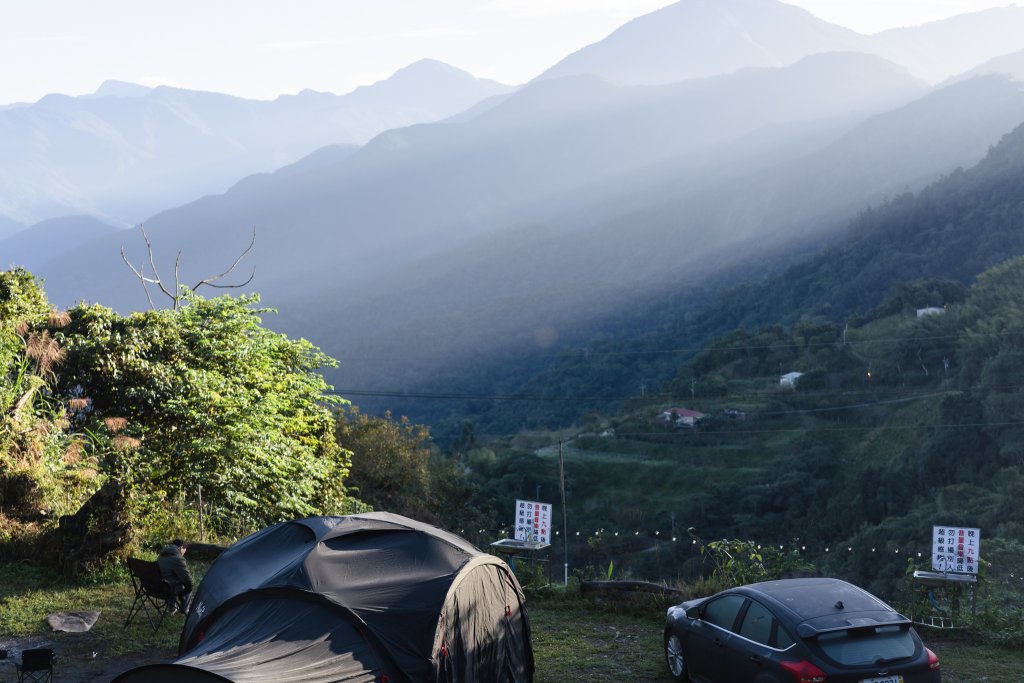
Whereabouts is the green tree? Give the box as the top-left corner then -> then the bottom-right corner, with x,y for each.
1,270 -> 98,520
56,290 -> 349,536
335,406 -> 432,521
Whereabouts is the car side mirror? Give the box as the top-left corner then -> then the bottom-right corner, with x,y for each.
685,605 -> 701,619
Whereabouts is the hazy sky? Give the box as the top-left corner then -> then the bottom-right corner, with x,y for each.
1,0 -> 1019,105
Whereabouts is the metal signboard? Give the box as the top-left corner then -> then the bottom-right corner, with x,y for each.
514,499 -> 552,545
931,525 -> 980,574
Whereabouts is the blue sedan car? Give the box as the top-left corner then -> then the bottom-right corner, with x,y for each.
664,577 -> 941,682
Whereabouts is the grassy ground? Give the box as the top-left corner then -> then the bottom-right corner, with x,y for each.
0,561 -> 186,681
2,564 -> 1023,682
525,591 -> 1024,683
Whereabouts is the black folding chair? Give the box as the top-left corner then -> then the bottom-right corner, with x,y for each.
16,648 -> 54,683
124,557 -> 174,631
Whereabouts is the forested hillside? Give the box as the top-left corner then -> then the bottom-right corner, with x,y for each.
455,254 -> 1024,601
448,118 -> 1024,439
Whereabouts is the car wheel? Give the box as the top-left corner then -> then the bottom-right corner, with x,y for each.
665,632 -> 688,681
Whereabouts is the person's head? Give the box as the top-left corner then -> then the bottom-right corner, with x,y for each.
172,539 -> 187,555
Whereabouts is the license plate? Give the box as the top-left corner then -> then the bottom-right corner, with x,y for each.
861,677 -> 903,683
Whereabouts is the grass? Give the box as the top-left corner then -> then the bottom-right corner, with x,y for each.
525,588 -> 1024,683
927,639 -> 1024,682
0,560 -> 198,663
528,592 -> 671,683
2,564 -> 1024,681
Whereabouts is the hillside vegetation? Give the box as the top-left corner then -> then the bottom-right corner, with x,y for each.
454,118 -> 1024,438
453,257 -> 1024,604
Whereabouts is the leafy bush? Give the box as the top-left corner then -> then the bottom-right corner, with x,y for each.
697,536 -> 816,587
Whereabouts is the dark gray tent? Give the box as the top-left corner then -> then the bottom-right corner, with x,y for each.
114,512 -> 533,683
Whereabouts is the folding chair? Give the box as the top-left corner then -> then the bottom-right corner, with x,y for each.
124,557 -> 174,631
16,648 -> 54,683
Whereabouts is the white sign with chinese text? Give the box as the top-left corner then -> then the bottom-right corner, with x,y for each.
932,525 -> 980,574
514,499 -> 552,544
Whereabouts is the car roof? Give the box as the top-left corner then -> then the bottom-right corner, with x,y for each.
733,578 -> 909,635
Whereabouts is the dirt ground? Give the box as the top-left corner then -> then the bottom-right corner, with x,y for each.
1,634 -> 176,682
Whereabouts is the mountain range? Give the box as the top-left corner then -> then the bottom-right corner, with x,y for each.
8,0 -> 1024,431
538,0 -> 1024,86
0,60 -> 511,228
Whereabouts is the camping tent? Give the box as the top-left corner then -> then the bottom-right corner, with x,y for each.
113,512 -> 534,682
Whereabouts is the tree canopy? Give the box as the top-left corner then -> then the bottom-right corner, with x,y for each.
2,273 -> 354,545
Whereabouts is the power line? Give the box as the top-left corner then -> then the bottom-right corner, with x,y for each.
334,383 -> 1003,406
333,389 -> 630,402
333,327 -> 1024,362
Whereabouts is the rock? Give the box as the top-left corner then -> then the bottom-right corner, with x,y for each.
46,611 -> 101,632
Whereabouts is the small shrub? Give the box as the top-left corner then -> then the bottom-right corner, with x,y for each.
697,536 -> 816,586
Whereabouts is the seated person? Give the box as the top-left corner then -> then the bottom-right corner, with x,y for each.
157,539 -> 194,613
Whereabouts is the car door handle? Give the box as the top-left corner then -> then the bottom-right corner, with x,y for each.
749,654 -> 763,664
713,637 -> 723,647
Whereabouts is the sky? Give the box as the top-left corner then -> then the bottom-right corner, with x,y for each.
0,0 -> 1020,106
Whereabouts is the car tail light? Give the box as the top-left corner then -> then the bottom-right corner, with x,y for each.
926,647 -> 941,670
779,660 -> 827,682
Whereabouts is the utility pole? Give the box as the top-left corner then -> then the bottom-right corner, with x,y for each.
559,440 -> 568,586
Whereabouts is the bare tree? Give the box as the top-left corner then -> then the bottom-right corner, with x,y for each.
121,224 -> 255,310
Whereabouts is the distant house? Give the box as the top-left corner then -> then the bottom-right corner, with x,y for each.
723,408 -> 747,420
780,372 -> 803,388
916,306 -> 945,318
660,407 -> 706,427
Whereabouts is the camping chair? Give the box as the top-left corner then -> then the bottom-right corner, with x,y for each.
124,557 -> 174,631
15,648 -> 54,683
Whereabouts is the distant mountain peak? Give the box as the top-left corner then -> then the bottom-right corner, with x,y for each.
395,58 -> 462,75
379,59 -> 507,89
535,0 -> 862,86
90,80 -> 153,99
344,58 -> 514,109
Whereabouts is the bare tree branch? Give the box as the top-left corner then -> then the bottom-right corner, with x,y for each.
121,241 -> 158,311
121,225 -> 257,310
191,227 -> 256,291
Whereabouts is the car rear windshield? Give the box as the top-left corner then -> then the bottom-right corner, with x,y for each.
815,624 -> 916,666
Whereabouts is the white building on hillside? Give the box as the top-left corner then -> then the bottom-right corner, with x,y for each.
780,371 -> 803,388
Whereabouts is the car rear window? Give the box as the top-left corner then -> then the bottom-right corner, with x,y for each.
815,625 -> 916,666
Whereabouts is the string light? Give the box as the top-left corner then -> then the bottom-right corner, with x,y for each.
506,527 -> 939,564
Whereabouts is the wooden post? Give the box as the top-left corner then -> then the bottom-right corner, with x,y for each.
198,484 -> 205,542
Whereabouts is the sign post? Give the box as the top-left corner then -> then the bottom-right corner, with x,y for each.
911,524 -> 981,629
491,499 -> 552,580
